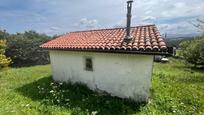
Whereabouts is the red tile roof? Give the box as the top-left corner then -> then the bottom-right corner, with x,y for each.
41,25 -> 168,54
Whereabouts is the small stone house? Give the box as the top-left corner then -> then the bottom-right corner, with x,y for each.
41,1 -> 168,102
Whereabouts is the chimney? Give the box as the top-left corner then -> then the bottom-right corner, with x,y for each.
124,0 -> 133,42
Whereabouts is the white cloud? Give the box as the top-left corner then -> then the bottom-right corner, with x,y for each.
75,18 -> 100,29
133,0 -> 204,20
145,10 -> 153,15
0,0 -> 204,36
50,26 -> 60,31
142,16 -> 156,22
158,24 -> 169,30
158,21 -> 201,36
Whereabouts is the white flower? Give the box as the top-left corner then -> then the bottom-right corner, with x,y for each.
92,111 -> 98,115
26,104 -> 30,107
10,110 -> 15,113
50,82 -> 54,85
50,90 -> 54,93
59,82 -> 63,85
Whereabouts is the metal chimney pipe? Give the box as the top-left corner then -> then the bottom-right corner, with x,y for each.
124,0 -> 133,41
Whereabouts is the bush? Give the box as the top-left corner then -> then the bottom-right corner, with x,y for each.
0,40 -> 11,69
5,31 -> 51,67
179,36 -> 204,66
0,29 -> 9,40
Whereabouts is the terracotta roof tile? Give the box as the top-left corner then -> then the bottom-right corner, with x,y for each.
41,24 -> 168,54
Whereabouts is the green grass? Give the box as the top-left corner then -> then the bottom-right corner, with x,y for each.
0,58 -> 203,115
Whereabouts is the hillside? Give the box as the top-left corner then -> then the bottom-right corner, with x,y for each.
165,36 -> 194,47
0,58 -> 203,114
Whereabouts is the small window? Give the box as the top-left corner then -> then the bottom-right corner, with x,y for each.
85,57 -> 93,71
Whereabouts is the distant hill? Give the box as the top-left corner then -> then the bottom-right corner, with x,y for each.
165,36 -> 194,47
161,32 -> 202,47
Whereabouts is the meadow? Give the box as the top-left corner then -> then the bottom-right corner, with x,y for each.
0,58 -> 203,115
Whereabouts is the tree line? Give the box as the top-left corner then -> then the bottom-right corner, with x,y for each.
179,36 -> 204,67
0,18 -> 204,69
0,30 -> 53,68
178,19 -> 204,67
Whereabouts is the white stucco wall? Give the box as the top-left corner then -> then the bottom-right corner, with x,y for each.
49,50 -> 154,102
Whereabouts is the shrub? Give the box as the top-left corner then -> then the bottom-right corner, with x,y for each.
5,31 -> 51,67
0,29 -> 9,40
179,36 -> 204,66
0,40 -> 11,69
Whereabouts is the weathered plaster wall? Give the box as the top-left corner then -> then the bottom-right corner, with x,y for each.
49,50 -> 154,102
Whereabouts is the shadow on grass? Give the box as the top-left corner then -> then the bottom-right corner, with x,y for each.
173,65 -> 204,74
190,67 -> 204,73
177,75 -> 204,84
16,76 -> 145,115
173,66 -> 204,84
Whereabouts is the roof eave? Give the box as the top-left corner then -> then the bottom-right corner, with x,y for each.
41,47 -> 170,56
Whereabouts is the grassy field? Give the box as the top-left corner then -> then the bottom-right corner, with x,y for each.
0,58 -> 203,115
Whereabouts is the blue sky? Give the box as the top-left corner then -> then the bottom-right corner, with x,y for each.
0,0 -> 204,37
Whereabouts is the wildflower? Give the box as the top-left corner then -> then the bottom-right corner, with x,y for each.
10,110 -> 15,113
53,85 -> 58,89
50,90 -> 54,93
92,111 -> 97,115
25,104 -> 30,107
50,82 -> 54,85
59,82 -> 63,85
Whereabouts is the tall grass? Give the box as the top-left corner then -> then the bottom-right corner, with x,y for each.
0,58 -> 203,114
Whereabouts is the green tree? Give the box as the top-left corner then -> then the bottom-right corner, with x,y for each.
6,30 -> 51,67
0,29 -> 9,40
179,36 -> 204,66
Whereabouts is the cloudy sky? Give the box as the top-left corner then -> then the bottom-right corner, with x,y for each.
0,0 -> 203,37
